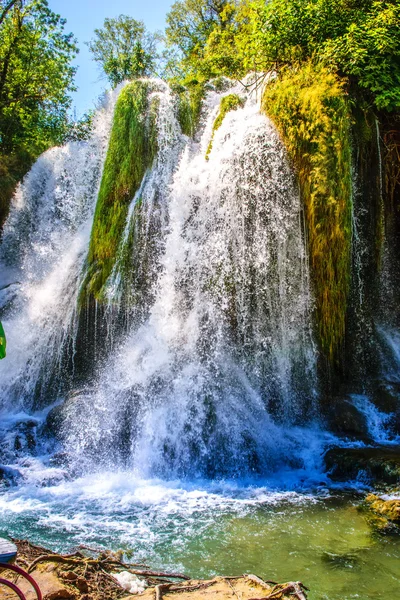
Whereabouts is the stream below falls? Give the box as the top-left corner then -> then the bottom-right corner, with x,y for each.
0,470 -> 400,600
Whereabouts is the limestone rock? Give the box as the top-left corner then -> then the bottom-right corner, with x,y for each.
324,445 -> 400,485
17,568 -> 76,600
364,493 -> 400,532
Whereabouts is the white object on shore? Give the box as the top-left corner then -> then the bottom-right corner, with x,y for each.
113,571 -> 148,594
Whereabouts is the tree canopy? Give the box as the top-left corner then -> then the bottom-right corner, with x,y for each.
0,0 -> 77,227
87,15 -> 160,88
166,0 -> 400,111
165,0 -> 237,80
0,0 -> 77,155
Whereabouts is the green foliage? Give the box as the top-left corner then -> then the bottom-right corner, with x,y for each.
167,0 -> 400,112
206,93 -> 244,158
0,0 -> 77,228
320,1 -> 400,111
0,320 -> 6,359
254,0 -> 400,111
0,148 -> 31,227
165,0 -> 235,81
0,0 -> 77,154
87,15 -> 160,88
65,111 -> 94,142
173,81 -> 205,137
262,63 -> 353,362
80,81 -> 158,303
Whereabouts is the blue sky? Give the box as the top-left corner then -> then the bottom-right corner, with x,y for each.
48,0 -> 174,117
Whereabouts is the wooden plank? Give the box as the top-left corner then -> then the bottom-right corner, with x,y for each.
0,538 -> 17,563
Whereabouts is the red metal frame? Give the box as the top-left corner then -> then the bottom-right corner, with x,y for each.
0,577 -> 27,600
0,563 -> 42,600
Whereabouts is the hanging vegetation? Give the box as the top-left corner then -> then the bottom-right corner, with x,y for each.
206,93 -> 245,159
80,81 -> 158,304
262,63 -> 353,362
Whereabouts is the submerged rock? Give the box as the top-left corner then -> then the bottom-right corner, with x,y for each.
324,445 -> 400,485
0,464 -> 22,486
363,493 -> 400,533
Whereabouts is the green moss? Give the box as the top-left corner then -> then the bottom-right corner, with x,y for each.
115,195 -> 147,307
206,94 -> 245,160
174,81 -> 205,137
80,81 -> 158,304
262,63 -> 352,363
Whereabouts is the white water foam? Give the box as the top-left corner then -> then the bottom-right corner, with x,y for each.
351,394 -> 399,444
58,84 -> 319,480
0,85 -> 122,411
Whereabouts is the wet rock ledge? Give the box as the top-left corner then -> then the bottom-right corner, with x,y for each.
324,445 -> 400,486
1,539 -> 308,600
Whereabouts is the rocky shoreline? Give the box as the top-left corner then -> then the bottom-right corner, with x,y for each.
1,539 -> 309,600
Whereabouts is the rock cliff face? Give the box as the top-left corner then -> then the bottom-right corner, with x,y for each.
324,446 -> 400,486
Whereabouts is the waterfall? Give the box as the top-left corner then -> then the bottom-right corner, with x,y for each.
0,79 -> 322,480
55,82 -> 318,479
0,86 -> 121,410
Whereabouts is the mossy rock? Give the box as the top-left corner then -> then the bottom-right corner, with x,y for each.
262,63 -> 352,364
366,493 -> 400,522
80,81 -> 159,304
325,446 -> 400,485
360,493 -> 400,534
173,81 -> 205,137
206,94 -> 245,160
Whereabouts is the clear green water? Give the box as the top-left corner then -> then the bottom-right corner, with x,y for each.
0,473 -> 399,600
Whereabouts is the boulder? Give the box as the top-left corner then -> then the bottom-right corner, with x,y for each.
361,493 -> 400,533
16,566 -> 76,600
323,396 -> 371,440
324,445 -> 400,485
366,493 -> 400,522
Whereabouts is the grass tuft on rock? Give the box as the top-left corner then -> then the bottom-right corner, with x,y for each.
262,63 -> 352,363
206,94 -> 245,160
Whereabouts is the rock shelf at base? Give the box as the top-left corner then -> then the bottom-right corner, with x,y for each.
0,540 -> 308,600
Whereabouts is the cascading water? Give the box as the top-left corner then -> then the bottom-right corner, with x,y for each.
0,86 -> 120,411
56,83 -> 321,479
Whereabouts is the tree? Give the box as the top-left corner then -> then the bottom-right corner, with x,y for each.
87,15 -> 160,88
177,0 -> 400,111
0,0 -> 77,226
165,0 -> 236,79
